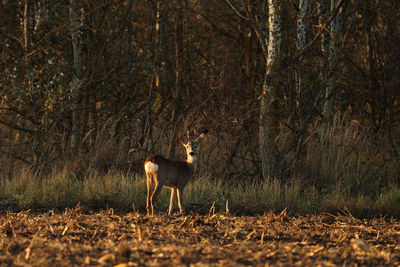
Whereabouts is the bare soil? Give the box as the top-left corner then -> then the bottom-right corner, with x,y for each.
0,207 -> 399,266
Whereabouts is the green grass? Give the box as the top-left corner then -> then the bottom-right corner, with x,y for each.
0,167 -> 399,218
0,168 -> 143,211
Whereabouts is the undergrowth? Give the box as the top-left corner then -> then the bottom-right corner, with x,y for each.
0,167 -> 398,218
0,114 -> 399,218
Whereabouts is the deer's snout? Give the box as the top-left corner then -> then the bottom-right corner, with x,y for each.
189,152 -> 195,156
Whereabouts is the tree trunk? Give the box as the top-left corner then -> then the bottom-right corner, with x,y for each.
142,0 -> 163,156
69,0 -> 82,153
318,0 -> 329,60
259,0 -> 282,180
23,0 -> 34,91
318,0 -> 328,117
169,0 -> 183,158
364,2 -> 380,129
323,0 -> 341,132
295,0 -> 308,97
154,0 -> 162,91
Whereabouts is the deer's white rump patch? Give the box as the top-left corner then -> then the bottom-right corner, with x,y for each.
145,161 -> 159,173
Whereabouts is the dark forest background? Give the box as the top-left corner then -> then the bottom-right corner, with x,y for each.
0,0 -> 399,209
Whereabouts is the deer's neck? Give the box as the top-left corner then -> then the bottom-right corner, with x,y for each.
186,155 -> 196,173
186,154 -> 195,165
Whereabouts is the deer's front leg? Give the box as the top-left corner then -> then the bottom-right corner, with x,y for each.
177,186 -> 184,214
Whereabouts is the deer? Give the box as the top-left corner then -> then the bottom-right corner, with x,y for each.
144,130 -> 207,216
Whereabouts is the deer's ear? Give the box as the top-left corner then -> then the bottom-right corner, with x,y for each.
197,129 -> 208,140
180,140 -> 187,147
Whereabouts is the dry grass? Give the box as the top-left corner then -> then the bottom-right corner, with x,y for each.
0,165 -> 399,217
0,113 -> 399,217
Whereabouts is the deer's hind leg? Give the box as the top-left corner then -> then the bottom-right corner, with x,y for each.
146,172 -> 154,215
149,174 -> 163,215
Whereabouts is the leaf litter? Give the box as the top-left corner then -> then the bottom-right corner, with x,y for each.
0,207 -> 399,266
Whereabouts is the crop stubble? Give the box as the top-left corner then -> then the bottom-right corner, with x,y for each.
0,207 -> 399,266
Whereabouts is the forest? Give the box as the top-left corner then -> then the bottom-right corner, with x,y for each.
0,0 -> 399,216
1,1 -> 400,265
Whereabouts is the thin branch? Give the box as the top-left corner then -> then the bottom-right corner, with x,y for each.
0,118 -> 36,135
253,15 -> 268,54
281,90 -> 325,157
225,0 -> 249,20
225,0 -> 268,54
0,149 -> 31,164
0,107 -> 40,126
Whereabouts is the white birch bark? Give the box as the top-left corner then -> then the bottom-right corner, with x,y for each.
296,0 -> 309,96
259,0 -> 282,180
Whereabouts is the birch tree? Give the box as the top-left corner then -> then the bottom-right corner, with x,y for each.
323,0 -> 341,132
259,0 -> 282,180
296,0 -> 309,96
226,0 -> 282,179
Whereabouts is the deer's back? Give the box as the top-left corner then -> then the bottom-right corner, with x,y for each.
144,154 -> 193,187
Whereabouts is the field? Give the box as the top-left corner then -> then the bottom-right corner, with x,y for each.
1,207 -> 399,266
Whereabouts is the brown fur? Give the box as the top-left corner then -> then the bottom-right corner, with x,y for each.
144,132 -> 206,216
144,153 -> 195,216
144,154 -> 194,189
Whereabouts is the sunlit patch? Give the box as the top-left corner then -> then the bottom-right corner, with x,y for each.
145,162 -> 159,173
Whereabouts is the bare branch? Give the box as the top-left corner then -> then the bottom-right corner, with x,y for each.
0,107 -> 40,126
0,119 -> 36,135
0,149 -> 31,164
225,0 -> 249,20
